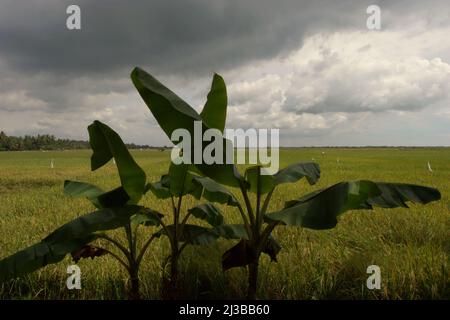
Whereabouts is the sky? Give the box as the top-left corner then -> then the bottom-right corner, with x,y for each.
0,0 -> 449,146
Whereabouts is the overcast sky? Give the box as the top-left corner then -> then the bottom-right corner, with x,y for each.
0,0 -> 449,146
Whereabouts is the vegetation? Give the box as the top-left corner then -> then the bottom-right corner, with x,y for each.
0,121 -> 161,299
0,148 -> 449,299
0,131 -> 153,151
145,75 -> 246,298
0,68 -> 446,300
131,67 -> 442,299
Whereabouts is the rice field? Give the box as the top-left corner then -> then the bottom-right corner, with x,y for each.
0,148 -> 449,299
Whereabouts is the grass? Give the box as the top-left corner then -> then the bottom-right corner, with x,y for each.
0,148 -> 449,299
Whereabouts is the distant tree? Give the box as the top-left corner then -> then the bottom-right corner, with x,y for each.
0,132 -> 7,151
0,131 -> 151,151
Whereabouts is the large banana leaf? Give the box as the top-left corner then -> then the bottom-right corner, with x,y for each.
147,169 -> 239,208
64,180 -> 104,208
146,165 -> 202,199
0,205 -> 142,282
130,208 -> 164,227
274,162 -> 321,186
245,162 -> 321,194
265,181 -> 441,229
192,176 -> 238,206
43,206 -> 142,243
64,181 -> 130,209
131,67 -> 245,188
88,120 -> 146,202
0,236 -> 97,282
188,203 -> 224,227
168,162 -> 198,197
200,74 -> 227,133
360,182 -> 441,208
95,186 -> 131,208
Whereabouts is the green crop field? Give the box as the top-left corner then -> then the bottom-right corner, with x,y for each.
0,148 -> 449,299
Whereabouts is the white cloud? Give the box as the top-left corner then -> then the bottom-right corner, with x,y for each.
222,28 -> 450,145
0,90 -> 47,111
227,75 -> 349,131
285,31 -> 450,114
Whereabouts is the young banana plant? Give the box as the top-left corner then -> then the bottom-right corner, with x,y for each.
229,165 -> 441,299
0,120 -> 161,299
146,161 -> 246,299
131,67 -> 442,299
132,69 -> 251,298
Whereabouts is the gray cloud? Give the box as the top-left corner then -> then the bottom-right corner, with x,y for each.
0,0 -> 372,76
0,0 -> 449,146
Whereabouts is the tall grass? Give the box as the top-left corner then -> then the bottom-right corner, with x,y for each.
0,148 -> 448,299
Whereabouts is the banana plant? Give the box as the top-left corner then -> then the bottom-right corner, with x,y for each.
131,67 -> 442,299
147,162 -> 247,299
143,73 -> 248,298
0,120 -> 161,299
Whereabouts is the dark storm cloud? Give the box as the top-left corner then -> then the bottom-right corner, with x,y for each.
0,0 -> 379,116
0,0 -> 382,77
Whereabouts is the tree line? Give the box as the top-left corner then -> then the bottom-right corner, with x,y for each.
0,131 -> 155,151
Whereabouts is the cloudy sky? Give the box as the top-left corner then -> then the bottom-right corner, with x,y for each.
0,0 -> 449,146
